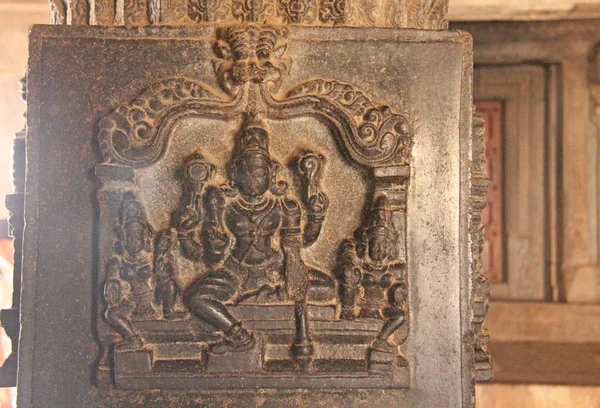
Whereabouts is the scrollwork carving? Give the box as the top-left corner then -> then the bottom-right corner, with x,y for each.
98,78 -> 223,168
287,79 -> 413,165
318,0 -> 345,25
188,0 -> 227,22
278,0 -> 317,24
406,0 -> 449,30
231,0 -> 275,23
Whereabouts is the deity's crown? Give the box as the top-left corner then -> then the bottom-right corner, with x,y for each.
120,192 -> 153,232
238,114 -> 271,159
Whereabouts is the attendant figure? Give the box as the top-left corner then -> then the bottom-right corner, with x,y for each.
104,193 -> 156,350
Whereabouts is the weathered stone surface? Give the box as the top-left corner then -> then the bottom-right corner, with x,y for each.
18,24 -> 477,407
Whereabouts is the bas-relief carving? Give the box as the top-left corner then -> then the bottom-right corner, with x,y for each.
470,113 -> 493,383
95,25 -> 415,389
51,0 -> 449,29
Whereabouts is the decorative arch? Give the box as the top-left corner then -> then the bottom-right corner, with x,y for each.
98,78 -> 413,169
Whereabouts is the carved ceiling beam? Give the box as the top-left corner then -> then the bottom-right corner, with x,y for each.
50,0 -> 450,29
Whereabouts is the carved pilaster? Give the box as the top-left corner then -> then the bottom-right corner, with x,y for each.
470,112 -> 493,383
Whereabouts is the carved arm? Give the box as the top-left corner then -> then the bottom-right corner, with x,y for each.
281,198 -> 309,301
201,186 -> 229,266
297,152 -> 328,247
103,257 -> 123,309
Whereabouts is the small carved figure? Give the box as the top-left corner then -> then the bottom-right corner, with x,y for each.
153,229 -> 186,320
104,192 -> 156,349
337,196 -> 405,319
177,115 -> 331,357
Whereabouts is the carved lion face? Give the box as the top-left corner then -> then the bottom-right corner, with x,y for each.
213,26 -> 292,95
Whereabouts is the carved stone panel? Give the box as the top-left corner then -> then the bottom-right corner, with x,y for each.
20,25 -> 477,407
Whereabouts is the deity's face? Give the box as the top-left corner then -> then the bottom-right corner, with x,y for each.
235,152 -> 271,198
368,233 -> 391,263
124,221 -> 149,255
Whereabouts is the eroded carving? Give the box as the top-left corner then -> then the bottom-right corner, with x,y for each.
68,0 -> 90,25
124,0 -> 150,25
318,0 -> 345,25
470,112 -> 493,382
278,0 -> 317,24
50,0 -> 68,24
92,0 -> 117,25
406,0 -> 449,30
231,0 -> 275,23
161,0 -> 189,24
188,0 -> 227,22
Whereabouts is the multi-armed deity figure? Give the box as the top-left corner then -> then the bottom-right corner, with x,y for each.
337,196 -> 407,354
104,192 -> 156,350
176,115 -> 331,359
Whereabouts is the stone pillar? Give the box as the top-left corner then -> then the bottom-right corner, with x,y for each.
14,0 -> 491,407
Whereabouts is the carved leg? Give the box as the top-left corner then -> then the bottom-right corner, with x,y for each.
340,283 -> 358,320
105,308 -> 142,350
162,279 -> 178,319
291,301 -> 314,371
185,294 -> 255,354
370,311 -> 406,353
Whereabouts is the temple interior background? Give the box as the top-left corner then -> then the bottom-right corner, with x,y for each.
1,0 -> 600,407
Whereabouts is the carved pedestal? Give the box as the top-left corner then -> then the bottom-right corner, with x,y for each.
15,2 -> 489,406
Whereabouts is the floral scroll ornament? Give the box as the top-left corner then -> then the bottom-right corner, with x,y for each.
188,0 -> 226,23
231,0 -> 275,23
287,79 -> 413,165
319,0 -> 346,24
278,0 -> 317,24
